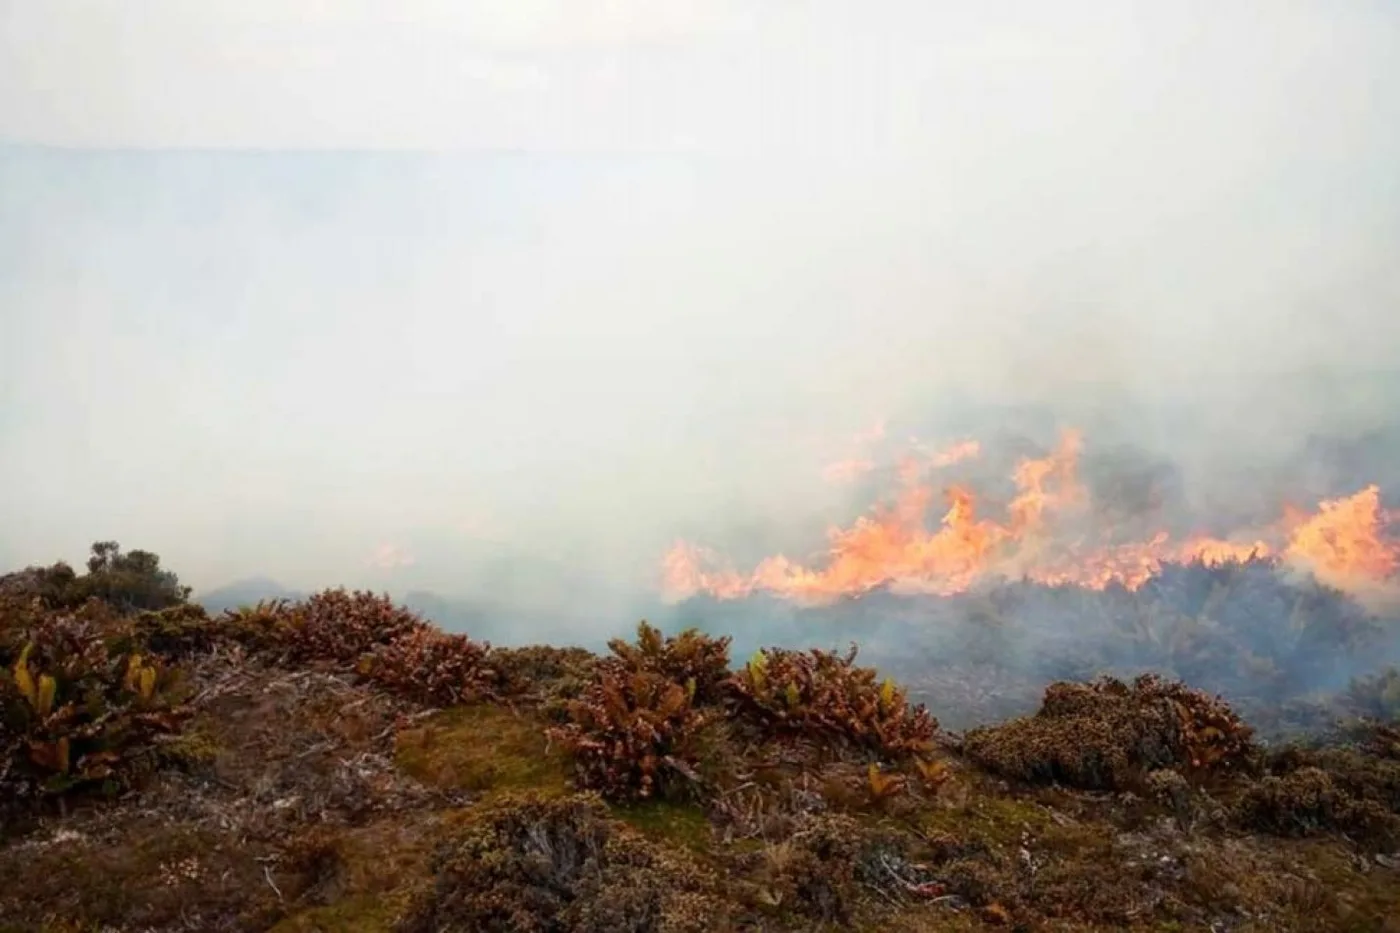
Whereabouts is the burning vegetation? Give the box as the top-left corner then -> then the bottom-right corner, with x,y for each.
662,428 -> 1399,606
3,538 -> 1400,931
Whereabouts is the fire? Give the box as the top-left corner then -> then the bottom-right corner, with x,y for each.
661,431 -> 1399,605
1282,485 -> 1399,590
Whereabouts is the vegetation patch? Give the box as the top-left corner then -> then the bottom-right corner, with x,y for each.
962,673 -> 1255,790
394,703 -> 571,798
280,588 -> 429,666
1,603 -> 193,817
399,791 -> 729,933
548,665 -> 711,802
728,645 -> 937,759
359,627 -> 496,707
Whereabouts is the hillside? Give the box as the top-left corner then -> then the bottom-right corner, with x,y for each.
3,546 -> 1400,932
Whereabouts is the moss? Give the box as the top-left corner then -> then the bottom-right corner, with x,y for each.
915,781 -> 1057,848
159,725 -> 222,769
614,800 -> 713,852
0,823 -> 275,929
393,702 -> 571,798
266,897 -> 402,933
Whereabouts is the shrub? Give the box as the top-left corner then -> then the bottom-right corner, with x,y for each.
963,673 -> 1254,790
492,645 -> 602,721
400,792 -> 725,933
359,628 -> 495,706
128,604 -> 221,658
1344,667 -> 1400,723
281,589 -> 427,665
727,646 -> 936,759
548,667 -> 710,801
215,598 -> 297,653
1233,766 -> 1400,847
607,622 -> 732,705
1,543 -> 191,614
1,608 -> 191,809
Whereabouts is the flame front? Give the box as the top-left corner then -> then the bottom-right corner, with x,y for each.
661,430 -> 1398,605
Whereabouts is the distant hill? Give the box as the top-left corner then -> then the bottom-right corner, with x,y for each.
194,577 -> 305,614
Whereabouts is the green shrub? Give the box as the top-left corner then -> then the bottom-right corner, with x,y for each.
1,608 -> 191,809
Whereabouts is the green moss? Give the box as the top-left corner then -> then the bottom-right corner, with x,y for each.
159,726 -> 221,768
267,897 -> 401,933
916,784 -> 1057,846
393,702 -> 571,797
614,799 -> 713,852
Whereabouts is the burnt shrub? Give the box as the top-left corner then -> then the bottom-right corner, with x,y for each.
399,792 -> 725,933
963,673 -> 1254,790
728,645 -> 936,759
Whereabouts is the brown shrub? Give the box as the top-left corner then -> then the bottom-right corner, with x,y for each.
548,667 -> 710,802
743,812 -> 936,924
1234,766 -> 1400,847
360,628 -> 496,707
1,607 -> 192,811
728,645 -> 936,759
399,792 -> 726,933
493,645 -> 602,720
963,673 -> 1254,790
281,589 -> 428,665
607,622 -> 732,705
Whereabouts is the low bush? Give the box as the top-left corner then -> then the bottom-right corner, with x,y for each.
548,667 -> 710,802
128,603 -> 222,658
607,622 -> 732,705
1344,667 -> 1400,724
360,627 -> 496,707
492,645 -> 602,721
728,646 -> 936,759
280,589 -> 428,665
1,608 -> 192,810
399,792 -> 726,933
963,673 -> 1254,790
1233,766 -> 1400,847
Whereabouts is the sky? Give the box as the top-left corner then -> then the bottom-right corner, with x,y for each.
2,1 -> 1400,608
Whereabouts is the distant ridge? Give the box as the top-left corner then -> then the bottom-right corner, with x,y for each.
195,577 -> 305,614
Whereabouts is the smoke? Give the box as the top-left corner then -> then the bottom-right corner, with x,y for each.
2,2 -> 1400,667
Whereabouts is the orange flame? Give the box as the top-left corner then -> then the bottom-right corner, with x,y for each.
661,432 -> 1398,605
1282,485 -> 1399,590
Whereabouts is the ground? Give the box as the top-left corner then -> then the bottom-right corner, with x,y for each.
3,627 -> 1399,933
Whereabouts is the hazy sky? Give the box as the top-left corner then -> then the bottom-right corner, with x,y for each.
3,1 -> 1399,599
